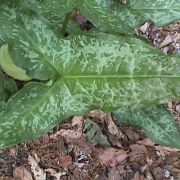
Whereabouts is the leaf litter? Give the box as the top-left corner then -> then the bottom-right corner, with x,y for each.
0,16 -> 180,180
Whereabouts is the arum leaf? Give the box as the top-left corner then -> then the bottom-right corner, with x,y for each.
24,0 -> 180,34
0,81 -> 90,148
113,106 -> 180,148
80,0 -> 180,34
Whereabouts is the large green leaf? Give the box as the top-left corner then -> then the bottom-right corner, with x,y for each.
0,34 -> 180,148
80,0 -> 180,34
113,106 -> 180,148
21,0 -> 180,34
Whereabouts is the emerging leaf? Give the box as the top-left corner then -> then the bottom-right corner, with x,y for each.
0,44 -> 31,81
113,106 -> 180,148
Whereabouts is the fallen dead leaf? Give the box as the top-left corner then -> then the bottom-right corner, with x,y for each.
137,138 -> 180,158
9,148 -> 17,157
145,171 -> 154,180
13,166 -> 33,180
126,128 -> 140,142
139,21 -> 152,34
28,155 -> 46,180
108,133 -> 123,148
69,136 -> 94,155
96,148 -> 128,167
130,144 -> 148,158
105,112 -> 124,138
71,116 -> 84,131
58,155 -> 72,168
57,129 -> 82,142
137,138 -> 155,147
152,167 -> 166,180
130,144 -> 149,162
132,171 -> 144,180
44,168 -> 67,179
158,35 -> 172,48
107,167 -> 121,180
87,109 -> 106,123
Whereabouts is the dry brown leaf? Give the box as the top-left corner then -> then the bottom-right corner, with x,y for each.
167,102 -> 173,109
49,119 -> 83,140
137,138 -> 155,147
137,138 -> 180,157
71,116 -> 84,131
44,168 -> 67,179
13,166 -> 33,180
155,146 -> 180,159
145,172 -> 154,180
105,113 -> 124,138
9,148 -> 17,157
158,35 -> 172,48
132,171 -> 144,180
152,167 -> 166,180
108,134 -> 123,148
174,33 -> 180,42
28,155 -> 46,180
87,109 -> 106,123
107,167 -> 121,180
55,129 -> 82,142
139,22 -> 152,34
96,148 -> 128,167
58,155 -> 72,168
130,144 -> 148,156
69,136 -> 95,155
126,128 -> 140,142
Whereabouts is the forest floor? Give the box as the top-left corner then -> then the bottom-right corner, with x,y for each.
0,16 -> 180,180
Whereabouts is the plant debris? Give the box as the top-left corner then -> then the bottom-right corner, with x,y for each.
0,12 -> 180,180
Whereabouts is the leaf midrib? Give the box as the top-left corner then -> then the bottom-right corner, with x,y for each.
62,75 -> 180,79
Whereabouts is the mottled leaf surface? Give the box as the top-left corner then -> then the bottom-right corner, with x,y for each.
113,106 -> 180,148
21,0 -> 180,34
26,0 -> 78,22
80,0 -> 180,34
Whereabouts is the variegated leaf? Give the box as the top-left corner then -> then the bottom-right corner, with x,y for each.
80,0 -> 180,34
24,0 -> 180,34
113,106 -> 180,148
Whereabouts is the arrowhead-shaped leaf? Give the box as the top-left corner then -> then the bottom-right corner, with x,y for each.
113,106 -> 180,148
